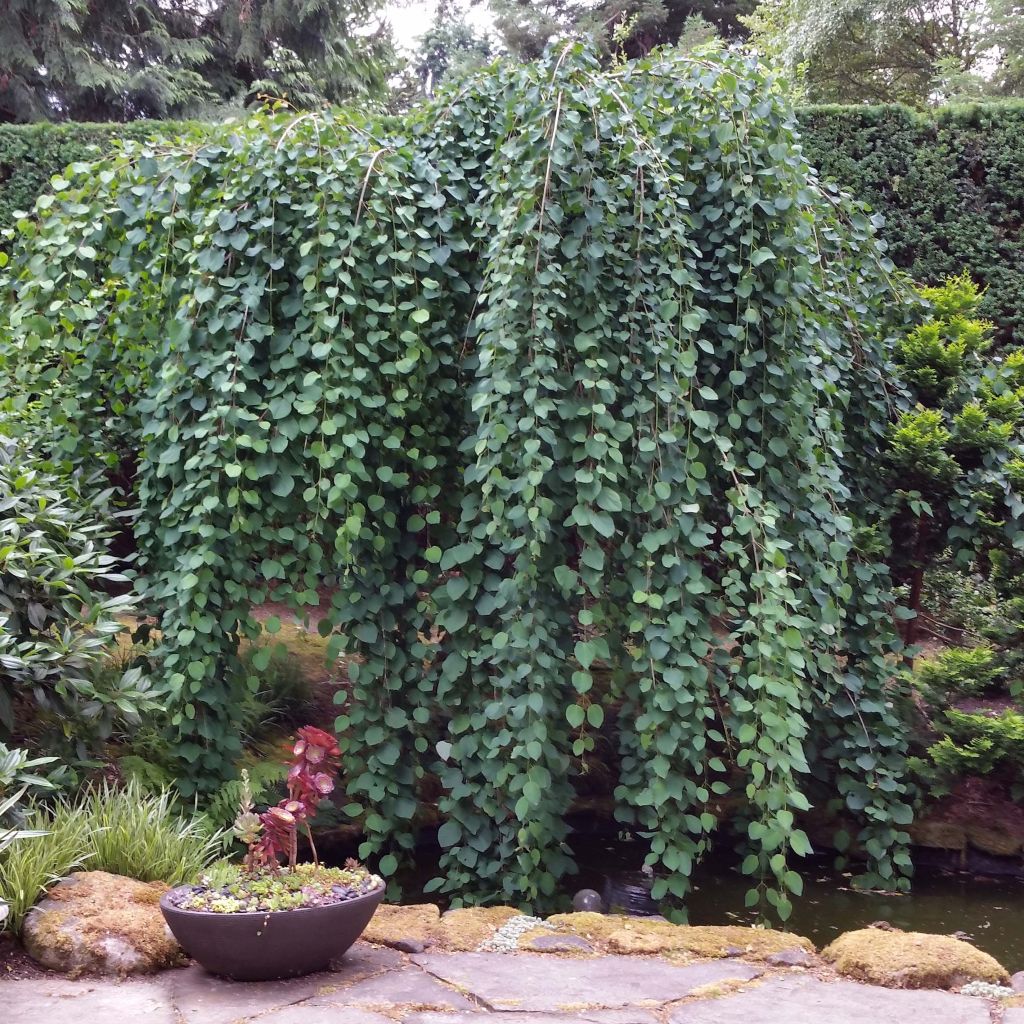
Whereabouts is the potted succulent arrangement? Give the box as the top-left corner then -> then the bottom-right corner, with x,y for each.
161,726 -> 384,980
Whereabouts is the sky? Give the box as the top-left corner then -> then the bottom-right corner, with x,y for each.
388,0 -> 496,53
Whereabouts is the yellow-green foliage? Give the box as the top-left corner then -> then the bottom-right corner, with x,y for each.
0,778 -> 221,933
0,804 -> 89,934
916,645 -> 1002,698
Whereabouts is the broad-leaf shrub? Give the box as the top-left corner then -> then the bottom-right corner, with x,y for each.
0,439 -> 161,755
0,47 -> 917,916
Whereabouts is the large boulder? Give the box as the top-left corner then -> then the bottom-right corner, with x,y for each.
823,927 -> 1009,989
22,870 -> 184,977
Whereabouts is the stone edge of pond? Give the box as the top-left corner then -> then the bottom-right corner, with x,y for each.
362,904 -> 1016,993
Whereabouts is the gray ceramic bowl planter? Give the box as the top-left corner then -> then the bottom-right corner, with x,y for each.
160,882 -> 385,981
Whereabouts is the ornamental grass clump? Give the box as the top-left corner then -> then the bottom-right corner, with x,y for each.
168,726 -> 381,914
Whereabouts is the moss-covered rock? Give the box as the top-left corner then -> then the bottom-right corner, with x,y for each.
361,903 -> 440,950
22,871 -> 183,977
362,904 -> 522,952
823,928 -> 1010,989
435,906 -> 522,951
543,912 -> 814,962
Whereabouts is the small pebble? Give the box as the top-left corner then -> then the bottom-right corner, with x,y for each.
959,981 -> 1016,999
478,914 -> 551,952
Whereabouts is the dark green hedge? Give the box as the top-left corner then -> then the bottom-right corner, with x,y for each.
3,104 -> 1024,342
797,101 -> 1024,345
0,121 -> 191,230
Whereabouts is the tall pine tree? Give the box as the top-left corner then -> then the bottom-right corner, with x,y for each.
0,0 -> 392,123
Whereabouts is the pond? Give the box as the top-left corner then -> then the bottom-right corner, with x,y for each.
383,831 -> 1024,972
571,835 -> 1024,973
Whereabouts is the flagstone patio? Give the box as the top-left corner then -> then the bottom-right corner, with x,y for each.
4,940 -> 1012,1024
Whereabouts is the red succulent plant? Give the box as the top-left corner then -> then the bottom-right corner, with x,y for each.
244,726 -> 341,874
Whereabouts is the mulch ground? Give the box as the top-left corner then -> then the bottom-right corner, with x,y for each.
0,934 -> 54,981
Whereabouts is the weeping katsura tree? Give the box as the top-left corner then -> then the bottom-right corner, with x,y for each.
0,44 -> 915,919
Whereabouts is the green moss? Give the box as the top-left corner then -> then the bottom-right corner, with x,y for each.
823,928 -> 1009,989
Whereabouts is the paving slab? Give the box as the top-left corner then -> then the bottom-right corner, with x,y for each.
412,952 -> 760,1012
1004,1009 -> 1024,1023
310,967 -> 476,1010
164,940 -> 401,1024
165,966 -> 334,1024
404,1010 -> 659,1024
251,1008 -> 392,1024
666,975 -> 992,1024
3,977 -> 176,1024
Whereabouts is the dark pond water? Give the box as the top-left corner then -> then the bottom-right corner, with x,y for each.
570,835 -> 1024,973
382,830 -> 1024,972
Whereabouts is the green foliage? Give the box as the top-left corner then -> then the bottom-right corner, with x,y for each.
0,743 -> 61,926
744,0 -> 1024,106
0,0 -> 392,123
0,121 -> 194,235
879,275 -> 1024,646
915,645 -> 1003,699
0,777 -> 220,932
489,0 -> 752,60
238,641 -> 318,732
913,709 -> 1024,797
0,46 -> 916,918
71,778 -> 222,882
0,801 -> 89,933
200,759 -> 287,834
799,102 -> 1024,346
0,439 -> 163,756
408,0 -> 493,96
920,561 -> 1001,641
4,102 -> 1024,352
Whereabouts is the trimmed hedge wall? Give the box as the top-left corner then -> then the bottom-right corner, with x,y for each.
798,101 -> 1024,345
2,104 -> 1024,342
0,121 -> 191,230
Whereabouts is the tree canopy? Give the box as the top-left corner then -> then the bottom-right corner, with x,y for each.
745,0 -> 1024,104
487,0 -> 753,60
0,0 -> 393,123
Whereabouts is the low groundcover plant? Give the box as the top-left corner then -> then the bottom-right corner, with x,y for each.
166,726 -> 381,914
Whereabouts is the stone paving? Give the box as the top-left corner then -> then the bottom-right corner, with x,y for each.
3,940 -> 1014,1024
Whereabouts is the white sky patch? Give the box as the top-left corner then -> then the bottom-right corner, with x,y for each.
388,0 -> 496,54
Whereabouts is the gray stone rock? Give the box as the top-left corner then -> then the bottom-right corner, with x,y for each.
668,975 -> 991,1024
765,948 -> 815,968
411,952 -> 760,1012
1011,970 -> 1024,993
311,968 -> 475,1010
526,933 -> 596,953
4,978 -> 176,1024
21,871 -> 181,976
394,937 -> 427,954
